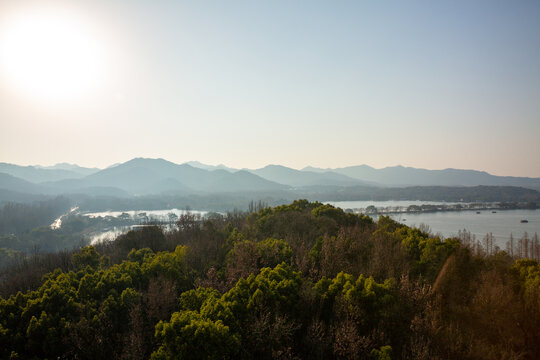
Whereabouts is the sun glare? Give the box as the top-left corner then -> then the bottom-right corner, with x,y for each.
0,8 -> 106,102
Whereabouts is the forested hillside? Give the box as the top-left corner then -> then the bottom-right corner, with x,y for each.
2,159 -> 540,208
0,200 -> 538,359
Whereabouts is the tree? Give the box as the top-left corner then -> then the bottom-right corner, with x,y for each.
71,246 -> 100,270
152,311 -> 240,360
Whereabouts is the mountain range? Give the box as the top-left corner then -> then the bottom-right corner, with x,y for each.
303,165 -> 540,190
35,163 -> 100,176
1,159 -> 540,203
248,165 -> 371,187
0,162 -> 97,183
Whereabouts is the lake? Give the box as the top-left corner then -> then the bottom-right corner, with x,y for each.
327,200 -> 463,209
85,203 -> 539,249
83,208 -> 209,244
84,208 -> 208,219
328,201 -> 539,248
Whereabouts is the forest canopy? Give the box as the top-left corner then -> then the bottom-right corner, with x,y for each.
0,200 -> 538,359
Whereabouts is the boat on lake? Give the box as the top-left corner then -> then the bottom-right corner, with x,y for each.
520,219 -> 529,223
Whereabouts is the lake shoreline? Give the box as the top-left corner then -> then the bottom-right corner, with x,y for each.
328,201 -> 537,215
355,204 -> 537,216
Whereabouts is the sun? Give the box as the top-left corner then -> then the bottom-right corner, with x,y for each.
0,8 -> 106,102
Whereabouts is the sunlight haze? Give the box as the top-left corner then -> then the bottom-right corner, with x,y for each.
1,0 -> 539,176
0,6 -> 107,102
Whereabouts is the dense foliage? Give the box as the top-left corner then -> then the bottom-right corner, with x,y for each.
0,197 -> 71,236
0,200 -> 538,359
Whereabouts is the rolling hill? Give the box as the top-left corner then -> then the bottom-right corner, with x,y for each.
0,172 -> 46,194
0,162 -> 92,182
2,159 -> 539,207
36,163 -> 100,176
303,165 -> 540,190
42,158 -> 288,195
249,165 -> 367,187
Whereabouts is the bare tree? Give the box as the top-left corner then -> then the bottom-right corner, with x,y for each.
506,233 -> 515,258
522,232 -> 529,259
532,233 -> 540,261
483,233 -> 495,256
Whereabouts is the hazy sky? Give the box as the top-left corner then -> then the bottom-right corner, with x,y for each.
1,0 -> 539,176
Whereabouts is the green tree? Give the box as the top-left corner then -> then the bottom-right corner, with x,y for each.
152,311 -> 240,360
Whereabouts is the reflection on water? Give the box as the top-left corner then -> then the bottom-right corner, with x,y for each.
50,207 -> 80,230
86,209 -> 209,245
90,227 -> 126,245
84,208 -> 208,219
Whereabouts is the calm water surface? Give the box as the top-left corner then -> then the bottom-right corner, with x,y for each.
329,201 -> 539,247
328,200 -> 463,209
85,204 -> 539,249
84,208 -> 208,219
84,208 -> 209,244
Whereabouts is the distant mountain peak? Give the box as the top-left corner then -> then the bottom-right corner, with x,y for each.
185,161 -> 236,172
0,162 -> 98,183
186,160 -> 205,166
250,164 -> 368,187
1,159 -> 539,197
126,157 -> 170,164
261,164 -> 292,170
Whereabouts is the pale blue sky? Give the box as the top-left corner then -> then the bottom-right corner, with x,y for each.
1,0 -> 539,176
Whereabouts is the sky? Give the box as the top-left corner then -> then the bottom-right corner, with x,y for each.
0,0 -> 539,176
